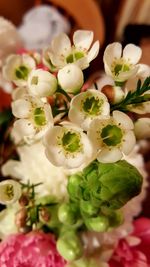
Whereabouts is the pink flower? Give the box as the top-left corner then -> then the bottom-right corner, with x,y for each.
0,231 -> 66,267
109,217 -> 150,267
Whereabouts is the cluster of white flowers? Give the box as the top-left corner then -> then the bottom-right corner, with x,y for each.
2,30 -> 150,172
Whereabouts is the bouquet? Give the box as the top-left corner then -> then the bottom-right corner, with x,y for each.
0,22 -> 150,267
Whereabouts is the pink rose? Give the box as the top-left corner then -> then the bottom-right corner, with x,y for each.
0,231 -> 66,267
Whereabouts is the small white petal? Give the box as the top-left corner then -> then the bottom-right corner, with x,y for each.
11,99 -> 32,118
134,118 -> 150,139
87,41 -> 100,63
73,30 -> 93,51
117,66 -> 139,82
97,147 -> 123,163
121,130 -> 136,155
14,119 -> 36,137
103,42 -> 122,68
123,44 -> 142,64
128,101 -> 150,114
51,33 -> 71,55
113,110 -> 134,130
12,87 -> 27,100
75,57 -> 89,70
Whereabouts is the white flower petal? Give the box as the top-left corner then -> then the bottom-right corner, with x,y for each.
51,33 -> 71,55
113,110 -> 134,130
128,101 -> 150,114
73,30 -> 93,51
121,130 -> 136,155
97,147 -> 123,163
14,119 -> 36,137
103,42 -> 122,68
137,63 -> 150,77
87,41 -> 100,63
123,44 -> 142,64
117,66 -> 139,81
75,57 -> 89,70
12,87 -> 27,100
11,99 -> 32,118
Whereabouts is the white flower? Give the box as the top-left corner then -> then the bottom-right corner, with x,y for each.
125,64 -> 150,114
2,141 -> 68,198
27,69 -> 57,97
88,111 -> 136,163
11,95 -> 53,142
0,180 -> 21,205
3,54 -> 36,86
0,204 -> 19,239
134,118 -> 150,139
43,30 -> 100,70
68,89 -> 110,130
125,64 -> 150,92
44,122 -> 94,169
103,42 -> 142,84
58,64 -> 84,94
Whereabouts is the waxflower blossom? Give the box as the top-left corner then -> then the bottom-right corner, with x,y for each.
88,111 -> 136,163
58,64 -> 84,94
27,69 -> 57,97
0,180 -> 21,205
3,54 -> 36,86
43,30 -> 100,71
68,89 -> 110,130
0,232 -> 66,267
12,95 -> 53,142
103,42 -> 142,84
44,122 -> 94,169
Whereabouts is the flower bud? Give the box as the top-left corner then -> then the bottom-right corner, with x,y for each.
19,194 -> 29,206
58,203 -> 76,225
57,231 -> 83,261
0,180 -> 21,205
101,85 -> 124,104
15,208 -> 27,228
80,200 -> 98,217
134,118 -> 150,139
58,64 -> 84,94
85,216 -> 109,232
28,69 -> 57,97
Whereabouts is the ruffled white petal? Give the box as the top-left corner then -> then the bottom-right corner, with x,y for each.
73,30 -> 93,51
123,44 -> 142,64
117,65 -> 139,82
103,42 -> 122,68
97,147 -> 123,163
113,110 -> 134,130
11,99 -> 32,118
87,41 -> 100,63
51,33 -> 71,55
121,130 -> 136,155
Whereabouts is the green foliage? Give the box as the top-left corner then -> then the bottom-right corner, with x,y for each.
111,77 -> 150,112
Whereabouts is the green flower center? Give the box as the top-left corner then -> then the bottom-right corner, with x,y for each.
114,64 -> 130,76
61,131 -> 81,153
3,184 -> 14,201
31,76 -> 38,85
34,107 -> 46,126
66,51 -> 84,64
101,124 -> 123,146
15,65 -> 29,80
82,96 -> 103,116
